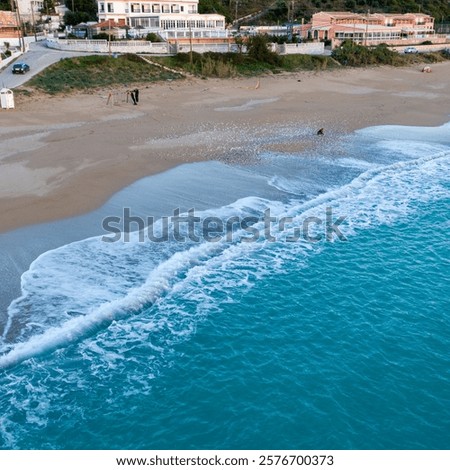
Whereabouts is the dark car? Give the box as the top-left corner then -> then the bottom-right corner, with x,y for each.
12,63 -> 30,74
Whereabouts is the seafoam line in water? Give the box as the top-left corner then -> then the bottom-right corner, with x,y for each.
0,149 -> 449,370
0,241 -> 227,369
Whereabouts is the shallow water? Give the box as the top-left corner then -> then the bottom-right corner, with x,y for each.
0,122 -> 449,449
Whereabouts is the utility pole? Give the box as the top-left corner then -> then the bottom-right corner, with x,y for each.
189,22 -> 193,66
30,1 -> 38,42
287,0 -> 294,42
13,1 -> 26,52
108,18 -> 112,55
365,9 -> 370,46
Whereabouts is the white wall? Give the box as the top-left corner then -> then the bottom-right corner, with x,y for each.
0,37 -> 35,49
45,38 -> 170,54
0,50 -> 23,71
275,42 -> 325,55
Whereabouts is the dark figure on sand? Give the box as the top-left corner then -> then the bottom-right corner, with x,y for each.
317,128 -> 324,135
130,89 -> 140,105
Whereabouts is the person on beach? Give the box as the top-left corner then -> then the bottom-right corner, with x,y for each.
130,90 -> 137,105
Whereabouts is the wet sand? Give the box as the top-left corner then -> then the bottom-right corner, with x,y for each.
0,62 -> 449,233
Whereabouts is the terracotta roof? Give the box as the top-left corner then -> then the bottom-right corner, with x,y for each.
0,11 -> 18,28
94,19 -> 127,28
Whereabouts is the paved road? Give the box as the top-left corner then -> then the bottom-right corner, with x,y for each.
0,40 -> 94,89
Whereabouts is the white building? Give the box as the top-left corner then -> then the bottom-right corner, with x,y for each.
97,0 -> 226,37
15,0 -> 65,32
15,0 -> 43,21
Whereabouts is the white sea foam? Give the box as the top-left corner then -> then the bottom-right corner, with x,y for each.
0,241 -> 225,369
268,175 -> 328,196
0,124 -> 449,450
333,158 -> 378,169
82,147 -> 450,372
0,133 -> 449,371
355,121 -> 450,144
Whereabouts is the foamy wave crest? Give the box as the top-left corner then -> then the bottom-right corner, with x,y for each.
287,150 -> 450,234
0,148 -> 449,370
79,149 -> 450,375
0,242 -> 227,369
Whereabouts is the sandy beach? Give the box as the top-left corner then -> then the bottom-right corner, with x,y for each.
1,61 -> 449,233
1,58 -> 450,452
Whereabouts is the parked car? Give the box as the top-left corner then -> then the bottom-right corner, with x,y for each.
404,47 -> 419,54
12,63 -> 30,74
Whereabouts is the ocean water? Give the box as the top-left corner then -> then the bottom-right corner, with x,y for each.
0,122 -> 449,449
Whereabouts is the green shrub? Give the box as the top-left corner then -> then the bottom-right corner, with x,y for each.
200,54 -> 237,78
332,40 -> 405,66
92,33 -> 109,40
282,54 -> 331,71
145,33 -> 162,42
372,43 -> 403,65
174,52 -> 202,65
247,35 -> 282,66
421,52 -> 445,63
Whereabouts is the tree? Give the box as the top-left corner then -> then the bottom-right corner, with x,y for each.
41,0 -> 56,14
64,0 -> 97,17
199,0 -> 232,23
64,10 -> 92,25
145,32 -> 162,42
247,34 -> 281,65
0,0 -> 10,10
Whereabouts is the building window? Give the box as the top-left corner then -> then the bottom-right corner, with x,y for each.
161,19 -> 176,29
131,3 -> 140,12
162,4 -> 170,13
171,4 -> 180,13
107,3 -> 114,12
152,4 -> 160,13
99,2 -> 105,12
142,3 -> 151,13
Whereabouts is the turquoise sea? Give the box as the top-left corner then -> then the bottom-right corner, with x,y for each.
0,122 -> 449,449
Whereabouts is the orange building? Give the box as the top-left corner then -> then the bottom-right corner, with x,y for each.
296,11 -> 436,47
0,11 -> 20,39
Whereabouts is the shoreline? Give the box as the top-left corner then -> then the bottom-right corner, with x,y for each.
0,159 -> 282,325
1,62 -> 450,233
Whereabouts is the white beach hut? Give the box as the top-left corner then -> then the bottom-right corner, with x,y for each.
0,88 -> 14,109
